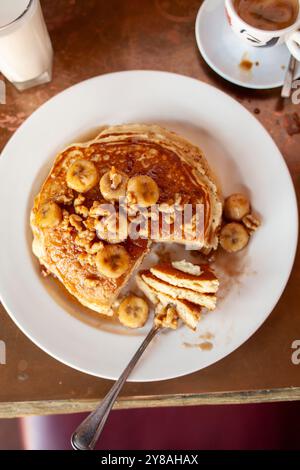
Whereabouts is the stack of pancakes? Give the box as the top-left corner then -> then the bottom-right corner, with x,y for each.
31,124 -> 222,317
137,261 -> 219,330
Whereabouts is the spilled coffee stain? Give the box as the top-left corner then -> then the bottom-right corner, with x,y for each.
183,341 -> 213,351
199,332 -> 214,341
239,53 -> 253,72
240,59 -> 253,72
199,341 -> 213,351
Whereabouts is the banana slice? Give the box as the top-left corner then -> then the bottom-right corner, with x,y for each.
118,295 -> 149,328
100,167 -> 128,202
66,159 -> 99,193
220,222 -> 249,253
96,244 -> 130,279
95,213 -> 128,244
36,202 -> 62,228
224,193 -> 250,221
127,175 -> 159,207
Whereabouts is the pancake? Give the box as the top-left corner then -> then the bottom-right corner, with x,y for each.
140,271 -> 217,310
150,262 -> 219,294
31,124 -> 222,316
136,274 -> 201,330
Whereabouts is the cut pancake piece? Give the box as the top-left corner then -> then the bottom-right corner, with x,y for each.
136,274 -> 201,330
141,271 -> 216,310
156,292 -> 201,331
150,263 -> 219,294
136,273 -> 159,306
154,304 -> 179,330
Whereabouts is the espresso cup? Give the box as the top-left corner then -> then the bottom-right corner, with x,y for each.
225,0 -> 300,60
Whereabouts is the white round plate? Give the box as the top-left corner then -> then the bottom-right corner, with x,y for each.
0,71 -> 297,381
195,0 -> 300,89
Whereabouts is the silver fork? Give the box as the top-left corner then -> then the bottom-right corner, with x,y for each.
71,324 -> 161,451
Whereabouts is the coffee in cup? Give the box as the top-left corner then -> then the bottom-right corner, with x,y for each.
234,0 -> 299,31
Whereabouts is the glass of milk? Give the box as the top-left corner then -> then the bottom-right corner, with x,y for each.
0,0 -> 53,91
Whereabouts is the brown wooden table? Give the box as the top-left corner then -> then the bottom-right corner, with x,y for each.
0,0 -> 300,419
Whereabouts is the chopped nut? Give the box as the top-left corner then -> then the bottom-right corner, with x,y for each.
61,210 -> 70,230
87,241 -> 104,254
242,213 -> 261,232
75,238 -> 92,251
75,229 -> 95,250
110,166 -> 123,189
77,230 -> 95,241
69,214 -> 83,232
75,205 -> 89,218
83,217 -> 97,231
89,201 -> 112,217
75,237 -> 90,249
62,209 -> 69,217
55,191 -> 74,205
74,194 -> 85,207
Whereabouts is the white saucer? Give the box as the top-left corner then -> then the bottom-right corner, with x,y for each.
195,0 -> 300,89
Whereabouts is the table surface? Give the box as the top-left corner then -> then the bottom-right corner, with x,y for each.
0,0 -> 300,419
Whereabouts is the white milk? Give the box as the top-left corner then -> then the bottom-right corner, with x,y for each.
0,0 -> 53,85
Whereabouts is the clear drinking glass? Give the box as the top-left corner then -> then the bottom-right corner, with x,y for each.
0,0 -> 53,91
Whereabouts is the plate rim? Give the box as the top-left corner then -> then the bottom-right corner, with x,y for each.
0,70 -> 298,381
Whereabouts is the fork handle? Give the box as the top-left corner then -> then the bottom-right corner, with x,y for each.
281,55 -> 296,99
71,325 -> 160,450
